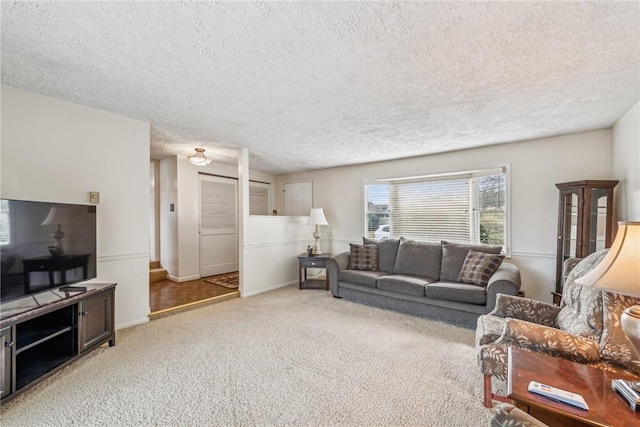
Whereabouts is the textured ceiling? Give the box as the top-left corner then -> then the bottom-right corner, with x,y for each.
2,1 -> 639,175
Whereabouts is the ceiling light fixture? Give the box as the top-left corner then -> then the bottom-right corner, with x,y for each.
188,148 -> 212,166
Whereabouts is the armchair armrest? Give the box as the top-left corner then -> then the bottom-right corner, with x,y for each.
501,318 -> 600,363
489,294 -> 561,326
326,251 -> 350,297
485,263 -> 521,312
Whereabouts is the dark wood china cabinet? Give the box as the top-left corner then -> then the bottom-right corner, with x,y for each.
553,180 -> 618,305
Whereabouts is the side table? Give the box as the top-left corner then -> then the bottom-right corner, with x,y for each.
507,347 -> 640,426
298,253 -> 331,290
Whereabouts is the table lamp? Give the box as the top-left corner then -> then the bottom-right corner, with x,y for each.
41,207 -> 69,255
576,221 -> 640,403
306,208 -> 329,255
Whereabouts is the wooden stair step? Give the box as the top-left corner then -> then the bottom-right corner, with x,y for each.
150,268 -> 168,282
149,260 -> 161,269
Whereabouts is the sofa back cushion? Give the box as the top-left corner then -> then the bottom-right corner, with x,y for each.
440,242 -> 502,282
599,292 -> 640,373
363,237 -> 400,273
348,244 -> 378,271
554,250 -> 606,340
393,238 -> 442,279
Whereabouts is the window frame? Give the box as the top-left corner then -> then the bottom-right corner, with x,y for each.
363,166 -> 511,257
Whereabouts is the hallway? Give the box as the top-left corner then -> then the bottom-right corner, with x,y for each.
149,272 -> 239,318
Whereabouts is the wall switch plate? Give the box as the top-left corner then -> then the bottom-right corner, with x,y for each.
89,192 -> 100,204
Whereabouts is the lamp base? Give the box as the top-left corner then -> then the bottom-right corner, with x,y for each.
312,227 -> 322,255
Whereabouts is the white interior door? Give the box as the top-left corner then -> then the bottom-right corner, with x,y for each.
199,174 -> 238,277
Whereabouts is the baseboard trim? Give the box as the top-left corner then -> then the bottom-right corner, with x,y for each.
167,274 -> 201,283
116,316 -> 149,330
242,280 -> 296,297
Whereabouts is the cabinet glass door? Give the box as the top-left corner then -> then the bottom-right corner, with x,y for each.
561,191 -> 580,260
588,188 -> 609,253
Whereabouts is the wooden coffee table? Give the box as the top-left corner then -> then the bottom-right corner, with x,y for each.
507,347 -> 640,427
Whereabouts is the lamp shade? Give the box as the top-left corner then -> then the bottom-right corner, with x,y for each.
576,221 -> 640,297
41,207 -> 69,226
306,208 -> 328,226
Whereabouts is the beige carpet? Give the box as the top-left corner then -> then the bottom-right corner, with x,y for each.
0,285 -> 493,426
204,271 -> 239,289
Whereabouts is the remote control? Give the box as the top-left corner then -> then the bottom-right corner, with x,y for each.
528,381 -> 589,410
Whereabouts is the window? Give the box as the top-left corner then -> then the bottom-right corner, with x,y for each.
0,199 -> 10,246
249,182 -> 271,215
364,168 -> 509,253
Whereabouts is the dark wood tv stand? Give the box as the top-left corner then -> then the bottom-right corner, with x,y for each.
1,282 -> 116,403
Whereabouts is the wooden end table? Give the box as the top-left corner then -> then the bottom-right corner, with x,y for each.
298,253 -> 331,290
507,347 -> 640,427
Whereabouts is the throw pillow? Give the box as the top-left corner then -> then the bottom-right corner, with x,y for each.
349,244 -> 379,271
457,250 -> 504,287
440,242 -> 502,282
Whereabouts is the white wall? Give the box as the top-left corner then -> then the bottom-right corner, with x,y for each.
277,130 -> 614,302
1,85 -> 150,329
612,99 -> 640,221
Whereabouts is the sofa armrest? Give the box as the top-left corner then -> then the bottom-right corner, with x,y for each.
485,262 -> 521,312
326,251 -> 350,297
501,318 -> 601,363
489,294 -> 561,326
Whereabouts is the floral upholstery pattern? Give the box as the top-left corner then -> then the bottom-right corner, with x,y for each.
490,403 -> 549,427
600,292 -> 640,372
554,252 -> 605,340
476,249 -> 640,402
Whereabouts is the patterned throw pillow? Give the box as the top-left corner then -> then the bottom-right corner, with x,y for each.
348,244 -> 378,271
457,250 -> 504,287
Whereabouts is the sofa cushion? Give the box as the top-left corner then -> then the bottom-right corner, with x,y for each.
339,270 -> 387,288
426,282 -> 487,305
363,237 -> 400,273
348,244 -> 378,271
393,239 -> 442,279
457,250 -> 504,287
440,242 -> 502,282
376,274 -> 432,297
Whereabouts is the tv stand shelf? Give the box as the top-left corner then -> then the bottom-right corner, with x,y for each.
1,282 -> 116,402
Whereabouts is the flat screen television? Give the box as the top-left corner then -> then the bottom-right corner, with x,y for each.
0,199 -> 97,303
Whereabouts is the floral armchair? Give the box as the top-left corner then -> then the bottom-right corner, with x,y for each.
476,249 -> 640,407
489,403 -> 548,427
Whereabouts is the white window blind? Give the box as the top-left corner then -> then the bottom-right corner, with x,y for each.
249,183 -> 270,215
365,167 -> 508,252
391,179 -> 470,242
200,179 -> 237,231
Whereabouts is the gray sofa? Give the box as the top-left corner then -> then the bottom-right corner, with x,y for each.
326,238 -> 521,328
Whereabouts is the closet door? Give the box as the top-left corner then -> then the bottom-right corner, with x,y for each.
199,175 -> 238,277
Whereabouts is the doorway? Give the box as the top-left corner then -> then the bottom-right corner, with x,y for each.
199,174 -> 239,277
